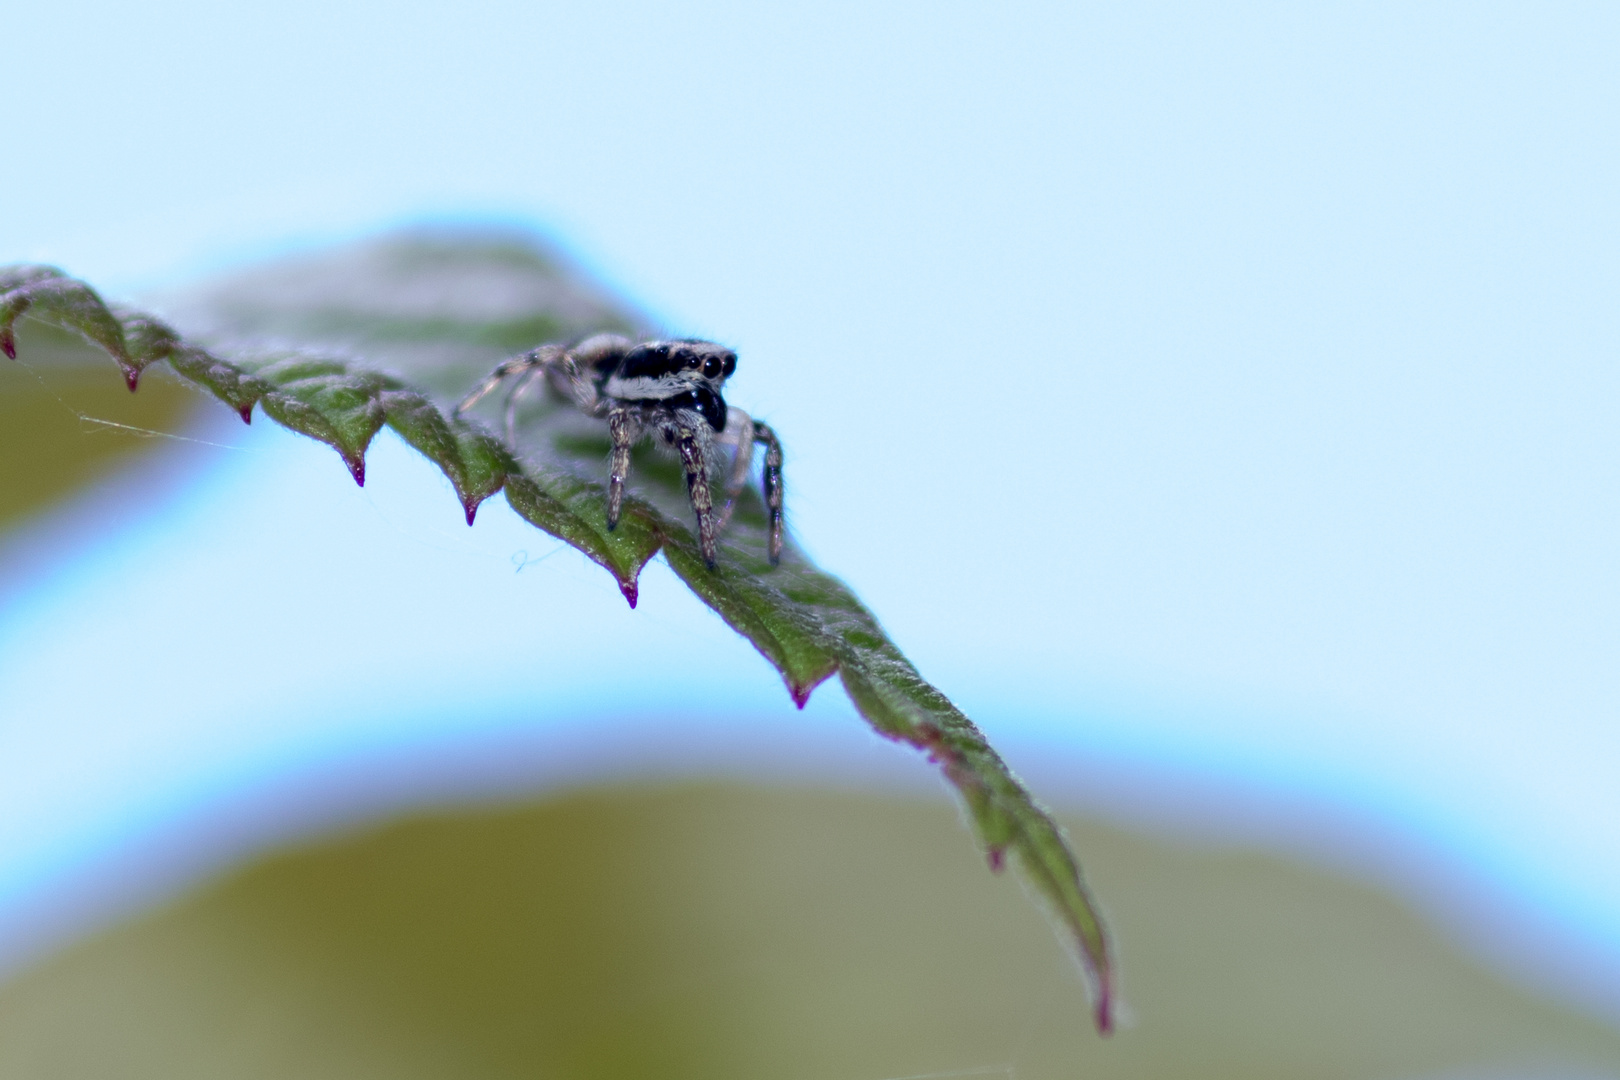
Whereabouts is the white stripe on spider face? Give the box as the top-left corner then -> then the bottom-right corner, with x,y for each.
601,372 -> 708,402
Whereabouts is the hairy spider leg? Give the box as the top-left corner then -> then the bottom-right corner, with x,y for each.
546,349 -> 601,415
675,426 -> 719,569
502,364 -> 548,444
714,407 -> 757,532
606,406 -> 639,531
453,348 -> 550,419
753,420 -> 784,565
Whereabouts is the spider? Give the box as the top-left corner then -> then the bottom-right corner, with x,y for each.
455,334 -> 783,570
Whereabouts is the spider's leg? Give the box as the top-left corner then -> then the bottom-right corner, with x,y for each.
714,407 -> 756,532
549,352 -> 599,414
752,420 -> 784,566
606,406 -> 638,531
676,426 -> 719,569
454,350 -> 547,420
502,364 -> 547,444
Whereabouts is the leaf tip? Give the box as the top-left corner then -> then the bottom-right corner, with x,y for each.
122,366 -> 140,392
987,846 -> 1006,873
1095,982 -> 1115,1036
460,486 -> 502,527
789,682 -> 813,709
238,403 -> 254,424
619,580 -> 639,608
1,332 -> 14,360
347,456 -> 366,487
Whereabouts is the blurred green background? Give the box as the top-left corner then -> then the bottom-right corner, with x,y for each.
4,297 -> 1620,1079
4,782 -> 1620,1079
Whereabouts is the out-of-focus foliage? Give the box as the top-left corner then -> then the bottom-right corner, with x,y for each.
0,324 -> 200,531
1,244 -> 1114,1028
4,784 -> 1620,1080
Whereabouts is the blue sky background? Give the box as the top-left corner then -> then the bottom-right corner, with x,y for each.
4,0 -> 1620,1019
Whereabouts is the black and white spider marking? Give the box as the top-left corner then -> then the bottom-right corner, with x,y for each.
455,334 -> 783,570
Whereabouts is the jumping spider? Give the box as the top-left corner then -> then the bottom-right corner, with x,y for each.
455,334 -> 783,570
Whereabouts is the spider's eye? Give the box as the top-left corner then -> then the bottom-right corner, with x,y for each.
702,356 -> 722,378
722,353 -> 736,377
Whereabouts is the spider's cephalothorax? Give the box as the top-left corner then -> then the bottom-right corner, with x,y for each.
455,334 -> 783,570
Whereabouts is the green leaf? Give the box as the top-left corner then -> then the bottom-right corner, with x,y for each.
0,252 -> 1116,1032
662,533 -> 841,707
1,268 -> 133,386
502,471 -> 663,607
239,354 -> 394,486
379,391 -> 515,525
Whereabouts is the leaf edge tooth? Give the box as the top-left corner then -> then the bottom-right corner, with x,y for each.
502,475 -> 661,605
836,662 -> 1115,1032
788,661 -> 838,708
661,537 -> 842,701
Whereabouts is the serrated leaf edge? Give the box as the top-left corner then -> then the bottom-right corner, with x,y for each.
1,266 -> 1115,1031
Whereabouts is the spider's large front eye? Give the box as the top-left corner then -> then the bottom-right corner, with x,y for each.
702,356 -> 722,378
721,352 -> 737,377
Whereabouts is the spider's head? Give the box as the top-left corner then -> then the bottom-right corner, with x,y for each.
609,339 -> 738,431
619,339 -> 737,385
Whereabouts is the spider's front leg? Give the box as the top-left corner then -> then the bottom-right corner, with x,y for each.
675,426 -> 719,569
606,407 -> 639,531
